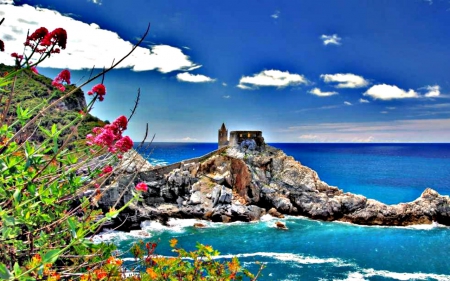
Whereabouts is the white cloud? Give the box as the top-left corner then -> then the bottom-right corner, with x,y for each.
237,84 -> 254,90
386,107 -> 396,110
308,88 -> 338,97
320,34 -> 342,46
364,84 -> 419,100
0,0 -> 14,4
223,95 -> 231,99
0,4 -> 201,73
320,73 -> 369,88
90,0 -> 102,5
359,98 -> 370,103
271,10 -> 280,19
344,101 -> 352,106
222,82 -> 227,87
424,85 -> 440,97
279,119 -> 450,142
298,134 -> 318,140
180,137 -> 197,141
237,70 -> 308,90
380,111 -> 389,114
176,72 -> 215,83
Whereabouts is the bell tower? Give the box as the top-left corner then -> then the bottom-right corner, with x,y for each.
218,123 -> 228,148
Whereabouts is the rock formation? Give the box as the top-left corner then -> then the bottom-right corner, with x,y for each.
97,145 -> 450,230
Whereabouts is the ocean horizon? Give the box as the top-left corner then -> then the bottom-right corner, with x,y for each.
98,142 -> 450,280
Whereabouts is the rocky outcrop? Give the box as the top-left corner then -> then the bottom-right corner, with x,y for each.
97,144 -> 450,230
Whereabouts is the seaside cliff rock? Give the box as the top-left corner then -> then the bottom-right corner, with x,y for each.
97,145 -> 450,230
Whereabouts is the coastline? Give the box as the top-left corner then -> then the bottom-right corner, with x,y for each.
97,143 -> 450,231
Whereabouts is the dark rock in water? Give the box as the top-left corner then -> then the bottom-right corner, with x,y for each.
97,144 -> 450,230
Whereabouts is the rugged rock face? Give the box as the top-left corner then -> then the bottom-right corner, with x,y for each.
98,145 -> 450,230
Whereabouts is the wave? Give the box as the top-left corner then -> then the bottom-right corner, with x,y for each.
91,229 -> 152,243
120,251 -> 450,281
140,218 -> 251,233
121,251 -> 351,267
336,268 -> 450,281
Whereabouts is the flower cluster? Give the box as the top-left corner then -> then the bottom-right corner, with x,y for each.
86,115 -> 133,155
88,84 -> 107,101
25,27 -> 67,54
135,182 -> 148,192
52,69 -> 71,92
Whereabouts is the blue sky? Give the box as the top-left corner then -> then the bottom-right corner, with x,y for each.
1,0 -> 450,142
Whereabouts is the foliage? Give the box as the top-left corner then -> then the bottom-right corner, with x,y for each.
0,21 -> 262,281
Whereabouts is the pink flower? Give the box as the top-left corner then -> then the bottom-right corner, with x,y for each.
94,129 -> 115,147
30,66 -> 38,74
52,69 -> 71,92
112,115 -> 128,132
114,136 -> 133,153
135,182 -> 148,192
88,84 -> 106,101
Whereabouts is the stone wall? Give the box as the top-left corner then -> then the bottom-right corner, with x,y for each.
146,146 -> 229,176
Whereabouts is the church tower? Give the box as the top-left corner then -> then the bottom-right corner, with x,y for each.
218,123 -> 228,148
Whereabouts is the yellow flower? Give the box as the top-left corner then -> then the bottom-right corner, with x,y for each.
169,238 -> 178,248
146,267 -> 158,279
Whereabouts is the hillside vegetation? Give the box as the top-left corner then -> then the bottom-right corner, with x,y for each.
0,63 -> 106,146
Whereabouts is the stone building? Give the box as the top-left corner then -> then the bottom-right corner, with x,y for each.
218,123 -> 264,150
218,123 -> 229,148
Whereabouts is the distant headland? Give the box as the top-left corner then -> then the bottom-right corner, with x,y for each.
96,124 -> 450,230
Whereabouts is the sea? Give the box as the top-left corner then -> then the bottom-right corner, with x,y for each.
95,143 -> 450,281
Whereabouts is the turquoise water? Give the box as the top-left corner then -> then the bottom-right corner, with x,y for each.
102,143 -> 450,280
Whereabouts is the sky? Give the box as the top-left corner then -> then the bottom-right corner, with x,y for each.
1,0 -> 450,142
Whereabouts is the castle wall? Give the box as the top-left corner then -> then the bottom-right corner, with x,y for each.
229,131 -> 264,148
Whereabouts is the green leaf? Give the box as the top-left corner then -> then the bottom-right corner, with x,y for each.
42,249 -> 59,264
67,217 -> 77,238
13,262 -> 21,276
13,188 -> 21,203
51,123 -> 57,135
0,263 -> 11,280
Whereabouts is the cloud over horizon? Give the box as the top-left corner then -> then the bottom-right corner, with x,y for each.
0,3 -> 201,73
280,118 -> 450,142
237,70 -> 308,90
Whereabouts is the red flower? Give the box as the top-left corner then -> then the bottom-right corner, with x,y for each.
0,40 -> 4,52
100,165 -> 113,176
11,53 -> 23,60
135,182 -> 148,192
88,84 -> 106,101
58,69 -> 71,84
52,69 -> 71,92
114,136 -> 133,153
41,28 -> 67,50
28,27 -> 49,41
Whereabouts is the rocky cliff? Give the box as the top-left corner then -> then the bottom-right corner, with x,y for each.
99,145 -> 450,230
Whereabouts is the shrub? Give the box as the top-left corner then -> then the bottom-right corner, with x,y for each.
0,20 -> 262,280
